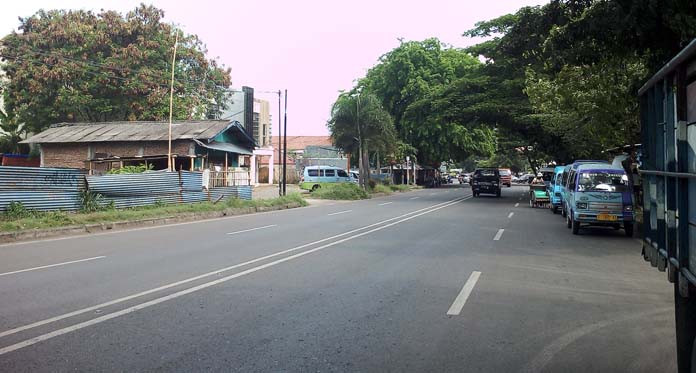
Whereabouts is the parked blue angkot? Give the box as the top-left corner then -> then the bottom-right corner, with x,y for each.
564,162 -> 634,236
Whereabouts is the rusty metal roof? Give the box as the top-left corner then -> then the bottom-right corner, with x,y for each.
21,120 -> 235,144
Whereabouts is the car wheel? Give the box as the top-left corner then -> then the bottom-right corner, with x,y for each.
552,206 -> 558,214
571,216 -> 580,235
624,223 -> 634,237
566,211 -> 572,228
496,190 -> 501,198
612,224 -> 621,230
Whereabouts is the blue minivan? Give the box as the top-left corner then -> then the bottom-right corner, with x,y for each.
300,165 -> 352,191
560,160 -> 610,218
564,163 -> 634,236
548,166 -> 565,214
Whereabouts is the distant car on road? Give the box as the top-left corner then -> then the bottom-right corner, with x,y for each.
471,168 -> 501,197
517,174 -> 532,184
459,174 -> 471,184
499,168 -> 512,187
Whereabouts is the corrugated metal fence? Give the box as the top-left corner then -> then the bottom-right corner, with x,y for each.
0,167 -> 252,212
0,167 -> 86,211
86,171 -> 211,209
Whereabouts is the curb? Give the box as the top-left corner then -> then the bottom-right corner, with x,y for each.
0,202 -> 303,245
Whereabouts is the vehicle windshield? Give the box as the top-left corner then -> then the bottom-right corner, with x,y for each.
577,171 -> 630,192
476,169 -> 497,177
499,170 -> 511,176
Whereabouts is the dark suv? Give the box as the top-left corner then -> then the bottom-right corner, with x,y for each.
472,168 -> 501,197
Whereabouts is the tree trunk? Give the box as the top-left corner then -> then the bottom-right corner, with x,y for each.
362,142 -> 370,188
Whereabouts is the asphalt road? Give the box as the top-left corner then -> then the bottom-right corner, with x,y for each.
0,185 -> 675,372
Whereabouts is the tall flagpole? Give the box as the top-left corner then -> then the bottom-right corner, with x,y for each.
167,31 -> 179,171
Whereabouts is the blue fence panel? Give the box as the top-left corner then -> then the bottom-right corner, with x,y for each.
0,167 -> 85,212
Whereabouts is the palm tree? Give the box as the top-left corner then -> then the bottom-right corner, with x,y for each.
328,92 -> 396,189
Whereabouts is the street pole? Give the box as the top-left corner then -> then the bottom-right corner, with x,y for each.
356,94 -> 363,189
277,90 -> 282,196
167,31 -> 179,172
282,89 -> 288,196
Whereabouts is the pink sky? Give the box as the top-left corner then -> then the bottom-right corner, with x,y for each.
1,0 -> 548,135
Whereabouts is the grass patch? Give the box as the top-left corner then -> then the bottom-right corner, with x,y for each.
311,183 -> 369,200
389,184 -> 411,192
370,184 -> 392,194
0,193 -> 307,232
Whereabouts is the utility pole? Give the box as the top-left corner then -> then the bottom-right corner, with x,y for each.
167,31 -> 179,171
282,89 -> 288,196
356,93 -> 363,189
277,90 -> 282,196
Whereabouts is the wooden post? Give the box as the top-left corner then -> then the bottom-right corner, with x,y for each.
224,152 -> 228,186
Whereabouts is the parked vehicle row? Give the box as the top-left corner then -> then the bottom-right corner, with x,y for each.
541,160 -> 634,236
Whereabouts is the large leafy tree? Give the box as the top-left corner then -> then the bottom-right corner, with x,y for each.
0,4 -> 231,134
360,38 -> 491,165
328,92 -> 396,188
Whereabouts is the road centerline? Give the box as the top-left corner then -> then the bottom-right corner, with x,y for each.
447,271 -> 482,316
327,210 -> 352,216
378,202 -> 393,206
0,256 -> 106,278
409,197 -> 420,200
515,203 -> 519,207
226,225 -> 277,235
493,229 -> 505,241
508,212 -> 514,219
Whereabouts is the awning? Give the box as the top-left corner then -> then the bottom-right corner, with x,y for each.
193,139 -> 253,155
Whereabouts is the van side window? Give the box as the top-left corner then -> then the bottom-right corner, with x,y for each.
337,170 -> 348,177
562,171 -> 568,186
308,169 -> 319,177
568,171 -> 576,190
318,169 -> 324,177
325,169 -> 335,177
556,173 -> 562,185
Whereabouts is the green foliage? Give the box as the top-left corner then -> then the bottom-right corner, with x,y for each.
371,184 -> 391,194
1,194 -> 307,231
0,4 -> 232,134
3,201 -> 36,219
107,163 -> 154,174
0,108 -> 29,154
311,183 -> 369,200
457,0 -> 696,164
389,184 -> 411,192
360,39 -> 487,165
79,190 -> 107,213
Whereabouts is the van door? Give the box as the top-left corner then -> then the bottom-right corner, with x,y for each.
324,169 -> 338,182
336,169 -> 350,183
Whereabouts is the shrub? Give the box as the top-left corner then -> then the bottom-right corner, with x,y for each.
389,184 -> 410,192
107,163 -> 154,174
311,183 -> 369,200
367,179 -> 377,190
3,201 -> 35,219
80,190 -> 107,213
371,184 -> 392,194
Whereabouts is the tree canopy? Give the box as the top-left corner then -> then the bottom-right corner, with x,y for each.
0,4 -> 231,134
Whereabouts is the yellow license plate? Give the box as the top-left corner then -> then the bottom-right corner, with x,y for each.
597,214 -> 617,221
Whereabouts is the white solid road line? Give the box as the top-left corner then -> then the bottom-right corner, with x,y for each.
410,197 -> 420,200
378,202 -> 393,206
493,229 -> 505,241
327,210 -> 352,216
0,196 -> 468,342
226,225 -> 276,235
0,196 -> 468,356
447,271 -> 482,316
0,256 -> 106,277
515,203 -> 519,207
508,212 -> 514,219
